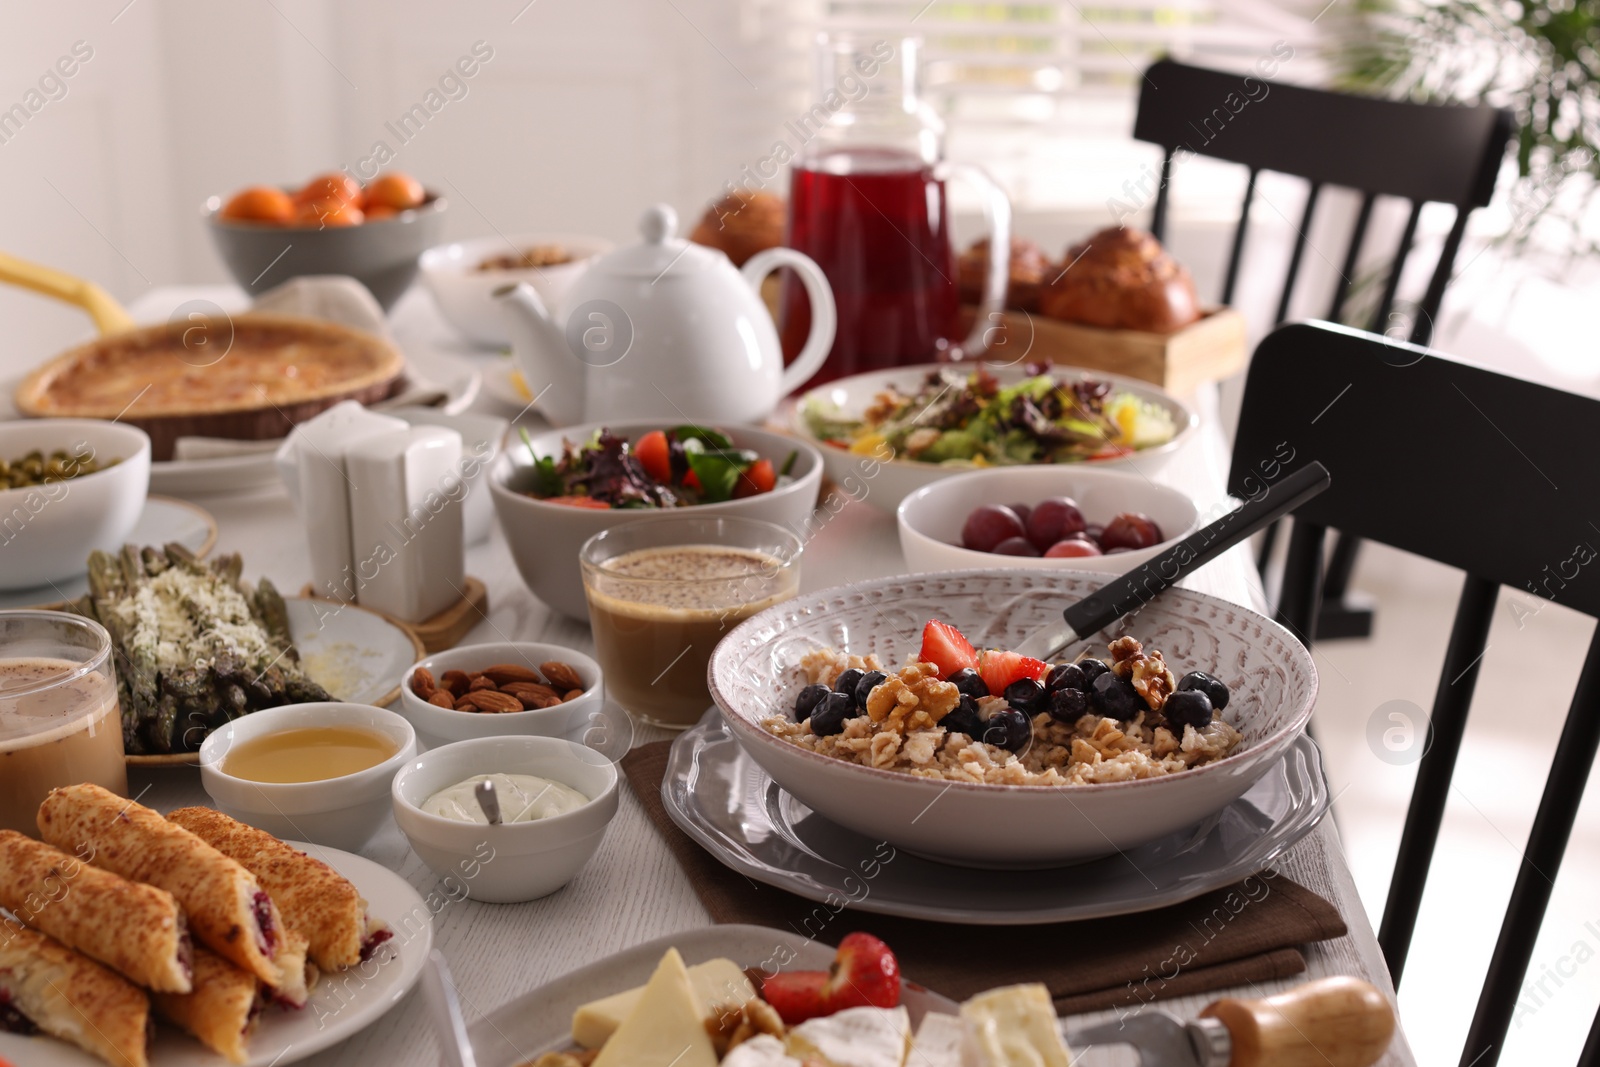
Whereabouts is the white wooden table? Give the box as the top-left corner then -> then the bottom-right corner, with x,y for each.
122,287 -> 1416,1067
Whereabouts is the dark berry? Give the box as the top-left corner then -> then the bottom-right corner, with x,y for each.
809,691 -> 856,735
1008,502 -> 1033,527
853,670 -> 888,709
834,668 -> 865,696
947,667 -> 989,700
1177,671 -> 1230,710
793,683 -> 831,720
1164,689 -> 1214,731
962,505 -> 1026,552
992,536 -> 1041,557
1090,671 -> 1143,720
982,707 -> 1033,752
1101,513 -> 1165,550
942,695 -> 983,738
1049,687 -> 1090,722
1077,658 -> 1110,684
1003,678 -> 1047,716
1046,662 -> 1087,693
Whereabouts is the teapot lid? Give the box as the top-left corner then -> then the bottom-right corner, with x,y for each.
594,204 -> 732,279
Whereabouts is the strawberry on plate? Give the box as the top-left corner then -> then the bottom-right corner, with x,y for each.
919,620 -> 978,678
761,932 -> 901,1025
978,649 -> 1049,695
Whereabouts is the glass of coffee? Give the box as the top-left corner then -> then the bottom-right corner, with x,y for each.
0,611 -> 127,836
581,516 -> 802,730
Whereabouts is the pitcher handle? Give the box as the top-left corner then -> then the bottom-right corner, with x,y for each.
741,247 -> 836,394
935,162 -> 1012,358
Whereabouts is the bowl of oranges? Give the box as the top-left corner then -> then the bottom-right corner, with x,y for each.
206,170 -> 446,310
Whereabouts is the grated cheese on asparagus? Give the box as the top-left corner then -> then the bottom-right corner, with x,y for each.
112,566 -> 278,672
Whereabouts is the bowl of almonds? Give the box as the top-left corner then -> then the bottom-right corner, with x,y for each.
397,642 -> 604,751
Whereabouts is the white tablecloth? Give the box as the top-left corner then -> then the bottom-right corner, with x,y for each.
120,287 -> 1416,1067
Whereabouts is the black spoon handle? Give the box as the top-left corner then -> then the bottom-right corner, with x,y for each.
1061,460 -> 1331,639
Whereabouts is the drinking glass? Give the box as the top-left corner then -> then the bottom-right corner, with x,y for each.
581,517 -> 802,730
0,610 -> 126,836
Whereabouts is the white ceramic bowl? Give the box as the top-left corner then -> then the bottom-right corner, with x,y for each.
420,233 -> 613,347
791,363 -> 1197,511
0,420 -> 151,591
199,702 -> 417,852
490,420 -> 824,620
389,407 -> 507,545
397,641 -> 604,751
898,466 -> 1202,574
391,735 -> 620,903
708,569 -> 1317,868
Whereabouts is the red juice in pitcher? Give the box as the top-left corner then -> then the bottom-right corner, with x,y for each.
780,147 -> 960,384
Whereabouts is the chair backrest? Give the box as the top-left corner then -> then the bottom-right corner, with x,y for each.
1228,321 -> 1600,1066
1133,59 -> 1513,344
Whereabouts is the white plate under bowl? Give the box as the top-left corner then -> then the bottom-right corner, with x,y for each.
665,710 -> 1329,923
0,496 -> 217,610
464,923 -> 957,1067
0,843 -> 431,1067
708,569 -> 1317,868
791,362 -> 1198,511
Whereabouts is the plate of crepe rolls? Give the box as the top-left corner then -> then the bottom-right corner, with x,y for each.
0,784 -> 432,1066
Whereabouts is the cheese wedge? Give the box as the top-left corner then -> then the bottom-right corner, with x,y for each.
787,1005 -> 911,1067
959,984 -> 1071,1067
590,948 -> 719,1067
573,956 -> 755,1048
723,1034 -> 803,1067
911,1011 -> 966,1067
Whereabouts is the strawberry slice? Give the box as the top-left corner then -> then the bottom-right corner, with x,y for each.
919,620 -> 978,678
760,932 -> 901,1025
978,649 -> 1049,695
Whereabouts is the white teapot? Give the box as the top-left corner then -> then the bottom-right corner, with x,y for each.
496,204 -> 836,428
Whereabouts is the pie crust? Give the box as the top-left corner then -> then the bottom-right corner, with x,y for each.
14,313 -> 406,460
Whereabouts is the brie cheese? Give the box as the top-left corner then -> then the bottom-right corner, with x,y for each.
723,1034 -> 804,1067
959,984 -> 1071,1067
910,1011 -> 966,1067
787,1005 -> 911,1067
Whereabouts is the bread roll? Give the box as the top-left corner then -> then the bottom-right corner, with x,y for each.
958,237 -> 1051,312
1039,227 -> 1200,333
689,190 -> 785,266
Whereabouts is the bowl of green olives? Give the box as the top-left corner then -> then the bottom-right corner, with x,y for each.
0,419 -> 151,590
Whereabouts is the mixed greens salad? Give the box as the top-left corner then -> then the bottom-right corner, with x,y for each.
801,365 -> 1178,466
520,425 -> 796,508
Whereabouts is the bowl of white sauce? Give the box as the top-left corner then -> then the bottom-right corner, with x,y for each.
391,735 -> 620,902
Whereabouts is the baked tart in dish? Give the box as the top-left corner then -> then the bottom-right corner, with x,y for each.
14,313 -> 405,460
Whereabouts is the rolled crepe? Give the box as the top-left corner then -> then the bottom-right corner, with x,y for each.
151,948 -> 264,1065
0,918 -> 151,1067
36,784 -> 284,987
270,929 -> 314,1009
168,807 -> 389,972
0,830 -> 193,993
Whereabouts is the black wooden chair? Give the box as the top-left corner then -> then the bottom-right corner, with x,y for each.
1230,321 -> 1600,1066
1133,58 -> 1515,638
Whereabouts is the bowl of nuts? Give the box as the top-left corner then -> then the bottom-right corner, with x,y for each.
397,642 -> 604,751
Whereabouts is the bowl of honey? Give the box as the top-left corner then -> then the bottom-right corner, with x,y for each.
198,702 -> 417,851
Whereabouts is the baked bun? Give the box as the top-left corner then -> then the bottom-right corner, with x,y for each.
958,237 -> 1051,313
1039,227 -> 1200,333
689,190 -> 786,266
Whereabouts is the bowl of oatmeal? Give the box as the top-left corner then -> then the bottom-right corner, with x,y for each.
707,569 -> 1317,867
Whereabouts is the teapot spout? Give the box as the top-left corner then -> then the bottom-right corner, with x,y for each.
494,282 -> 584,426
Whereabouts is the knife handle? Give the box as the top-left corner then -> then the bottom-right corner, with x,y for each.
1060,460 -> 1330,642
1200,976 -> 1394,1067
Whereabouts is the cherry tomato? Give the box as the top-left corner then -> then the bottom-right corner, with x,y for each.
734,458 -> 777,498
543,495 -> 610,509
635,430 -> 671,484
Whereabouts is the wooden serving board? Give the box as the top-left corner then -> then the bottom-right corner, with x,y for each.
958,305 -> 1248,396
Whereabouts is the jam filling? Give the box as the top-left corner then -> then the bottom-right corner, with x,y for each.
359,927 -> 394,963
252,892 -> 278,955
0,991 -> 38,1036
177,918 -> 195,983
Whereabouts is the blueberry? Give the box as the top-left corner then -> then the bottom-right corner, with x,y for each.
1090,671 -> 1143,720
853,669 -> 888,709
947,667 -> 990,700
1048,687 -> 1090,723
834,668 -> 865,696
1177,671 -> 1230,711
982,707 -> 1033,752
1164,690 -> 1214,732
1003,678 -> 1047,716
1046,662 -> 1087,693
942,695 -> 983,738
809,691 -> 856,735
1077,658 -> 1110,684
793,683 -> 831,721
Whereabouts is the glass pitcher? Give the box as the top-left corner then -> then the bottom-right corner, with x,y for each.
780,34 -> 1011,385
